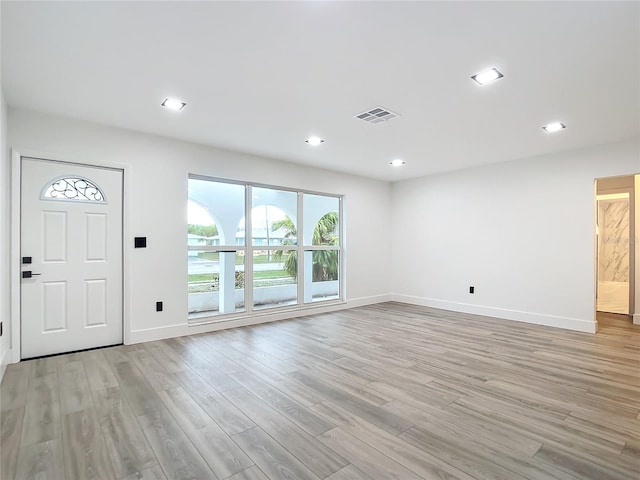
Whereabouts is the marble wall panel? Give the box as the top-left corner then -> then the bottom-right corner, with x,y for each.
598,198 -> 630,282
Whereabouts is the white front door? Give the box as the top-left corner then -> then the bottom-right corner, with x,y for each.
21,157 -> 123,359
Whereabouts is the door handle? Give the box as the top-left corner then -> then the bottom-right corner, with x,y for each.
22,271 -> 41,279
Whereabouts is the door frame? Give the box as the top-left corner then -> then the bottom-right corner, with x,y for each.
10,149 -> 132,363
593,175 -> 637,325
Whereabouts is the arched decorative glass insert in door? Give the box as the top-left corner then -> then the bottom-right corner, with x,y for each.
41,176 -> 106,202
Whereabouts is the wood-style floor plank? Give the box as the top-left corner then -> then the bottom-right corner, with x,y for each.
157,386 -> 254,479
83,350 -> 119,392
226,465 -> 270,480
383,398 -> 543,458
0,361 -> 31,411
230,369 -> 333,436
289,370 -> 413,435
14,439 -> 65,480
1,302 -> 639,480
311,400 -> 476,480
109,360 -> 165,418
317,427 -> 422,480
121,465 -> 167,480
231,427 -> 320,480
175,367 -> 256,436
325,464 -> 372,480
32,356 -> 57,379
236,355 -> 324,407
20,372 -> 60,447
137,407 -> 216,480
92,386 -> 158,478
162,337 -> 242,392
534,443 -> 635,480
61,408 -> 116,480
59,360 -> 94,414
1,407 -> 24,480
224,386 -> 349,478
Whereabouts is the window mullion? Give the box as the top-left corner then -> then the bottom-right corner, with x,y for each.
297,191 -> 304,304
245,184 -> 254,312
187,245 -> 241,252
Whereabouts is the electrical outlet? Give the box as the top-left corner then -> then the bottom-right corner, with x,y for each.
469,286 -> 475,294
156,301 -> 163,312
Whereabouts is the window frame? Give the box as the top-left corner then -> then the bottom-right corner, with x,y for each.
187,175 -> 344,323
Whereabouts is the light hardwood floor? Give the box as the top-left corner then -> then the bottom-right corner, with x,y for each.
2,302 -> 639,480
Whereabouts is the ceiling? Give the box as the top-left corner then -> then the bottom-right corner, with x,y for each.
2,1 -> 639,181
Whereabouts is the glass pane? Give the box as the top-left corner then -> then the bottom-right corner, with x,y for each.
43,177 -> 105,202
253,249 -> 297,310
188,200 -> 220,247
302,194 -> 339,246
304,250 -> 340,303
188,178 -> 245,245
188,250 -> 245,318
252,187 -> 297,246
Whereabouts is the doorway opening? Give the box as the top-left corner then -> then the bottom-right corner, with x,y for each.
594,174 -> 639,328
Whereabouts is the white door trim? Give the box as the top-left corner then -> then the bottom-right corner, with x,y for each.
10,148 -> 132,363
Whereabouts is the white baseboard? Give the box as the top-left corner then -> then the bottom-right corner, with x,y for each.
634,313 -> 640,325
342,294 -> 392,308
128,294 -> 391,344
391,294 -> 597,333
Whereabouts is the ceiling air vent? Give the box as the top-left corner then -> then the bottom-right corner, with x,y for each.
355,106 -> 400,124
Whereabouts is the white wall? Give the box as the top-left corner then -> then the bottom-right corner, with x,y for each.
6,107 -> 638,361
8,108 -> 391,349
0,90 -> 9,376
0,4 -> 10,378
391,139 -> 640,333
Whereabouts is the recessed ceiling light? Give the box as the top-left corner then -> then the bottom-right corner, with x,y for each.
161,98 -> 187,111
305,136 -> 324,146
542,122 -> 566,133
390,159 -> 406,167
471,68 -> 504,85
